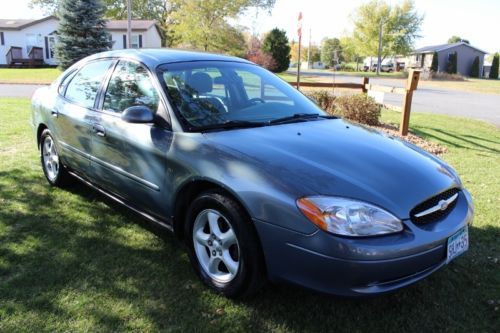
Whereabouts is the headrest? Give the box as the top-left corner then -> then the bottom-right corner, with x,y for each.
187,72 -> 213,94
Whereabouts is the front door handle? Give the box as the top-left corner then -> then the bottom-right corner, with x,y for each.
51,109 -> 59,117
92,124 -> 106,137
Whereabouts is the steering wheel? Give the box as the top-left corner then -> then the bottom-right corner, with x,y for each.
248,98 -> 266,105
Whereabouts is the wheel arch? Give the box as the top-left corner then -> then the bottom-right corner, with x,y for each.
36,123 -> 48,149
172,178 -> 254,241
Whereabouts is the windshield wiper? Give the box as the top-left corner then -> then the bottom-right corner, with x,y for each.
193,120 -> 267,132
269,113 -> 336,125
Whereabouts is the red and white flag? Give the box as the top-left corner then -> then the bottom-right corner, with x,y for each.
297,12 -> 303,38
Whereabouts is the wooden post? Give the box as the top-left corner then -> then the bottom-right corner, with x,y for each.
399,69 -> 420,136
362,77 -> 369,93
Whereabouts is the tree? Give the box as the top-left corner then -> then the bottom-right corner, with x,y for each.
351,0 -> 423,64
321,38 -> 343,67
490,53 -> 499,79
55,0 -> 111,69
30,0 -> 180,46
262,28 -> 291,72
290,43 -> 320,64
470,56 -> 480,78
448,36 -> 470,44
446,51 -> 458,74
246,36 -> 276,70
430,51 -> 439,72
171,0 -> 275,53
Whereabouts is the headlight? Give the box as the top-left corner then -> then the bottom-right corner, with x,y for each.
297,196 -> 403,237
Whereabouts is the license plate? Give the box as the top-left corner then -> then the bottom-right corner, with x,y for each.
447,226 -> 469,263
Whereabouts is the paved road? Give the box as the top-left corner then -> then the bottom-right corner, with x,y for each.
289,71 -> 500,126
0,84 -> 45,98
2,79 -> 500,126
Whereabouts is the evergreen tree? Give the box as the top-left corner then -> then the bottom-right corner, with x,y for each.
470,56 -> 480,78
55,0 -> 111,70
262,28 -> 291,73
430,51 -> 438,72
489,53 -> 499,79
447,51 -> 457,74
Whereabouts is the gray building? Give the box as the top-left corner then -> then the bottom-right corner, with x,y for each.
409,42 -> 487,76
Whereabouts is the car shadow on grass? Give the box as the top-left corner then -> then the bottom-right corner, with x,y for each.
0,168 -> 498,332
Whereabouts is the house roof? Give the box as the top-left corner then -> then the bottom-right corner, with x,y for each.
0,16 -> 158,33
0,16 -> 57,30
413,42 -> 487,54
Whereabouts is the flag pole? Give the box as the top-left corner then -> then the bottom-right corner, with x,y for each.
297,34 -> 301,90
296,12 -> 303,90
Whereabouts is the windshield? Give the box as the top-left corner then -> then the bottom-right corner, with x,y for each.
157,61 -> 327,130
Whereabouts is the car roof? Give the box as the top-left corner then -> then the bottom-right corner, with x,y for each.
83,48 -> 252,68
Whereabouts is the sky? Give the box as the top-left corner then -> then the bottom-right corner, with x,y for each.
0,0 -> 498,53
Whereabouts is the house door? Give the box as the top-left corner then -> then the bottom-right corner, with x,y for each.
421,54 -> 425,67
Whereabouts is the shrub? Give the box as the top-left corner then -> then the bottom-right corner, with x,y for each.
247,51 -> 277,71
489,53 -> 499,79
470,56 -> 480,78
447,51 -> 458,74
332,94 -> 381,125
262,28 -> 291,72
305,90 -> 336,111
430,51 -> 439,72
340,63 -> 356,71
430,72 -> 465,81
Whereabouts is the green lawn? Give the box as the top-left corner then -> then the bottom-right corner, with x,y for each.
418,77 -> 500,95
0,98 -> 499,332
0,68 -> 61,84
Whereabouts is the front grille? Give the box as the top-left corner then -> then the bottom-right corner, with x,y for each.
410,188 -> 460,224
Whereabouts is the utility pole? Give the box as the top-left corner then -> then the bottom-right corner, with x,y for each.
127,0 -> 132,48
376,19 -> 383,75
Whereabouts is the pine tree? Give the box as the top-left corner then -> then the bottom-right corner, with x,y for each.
489,53 -> 499,79
262,28 -> 291,73
55,0 -> 111,70
430,51 -> 438,72
470,56 -> 480,78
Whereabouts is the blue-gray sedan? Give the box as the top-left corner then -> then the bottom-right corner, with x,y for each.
31,49 -> 473,298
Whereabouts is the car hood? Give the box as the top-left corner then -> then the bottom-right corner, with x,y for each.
203,119 -> 458,219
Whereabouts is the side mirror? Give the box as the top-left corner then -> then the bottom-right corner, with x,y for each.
121,105 -> 154,123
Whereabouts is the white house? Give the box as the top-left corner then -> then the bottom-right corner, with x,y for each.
0,16 -> 162,66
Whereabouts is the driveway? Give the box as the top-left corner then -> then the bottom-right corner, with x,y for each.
289,71 -> 500,126
0,84 -> 45,98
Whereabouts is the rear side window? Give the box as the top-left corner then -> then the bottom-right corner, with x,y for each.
103,60 -> 159,113
64,60 -> 113,108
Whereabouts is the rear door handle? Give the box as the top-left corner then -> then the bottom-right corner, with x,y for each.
92,124 -> 106,137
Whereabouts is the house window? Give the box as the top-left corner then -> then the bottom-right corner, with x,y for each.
130,34 -> 143,48
0,32 -> 4,46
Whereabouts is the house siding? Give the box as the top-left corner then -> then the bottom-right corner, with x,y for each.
1,18 -> 162,65
436,44 -> 485,75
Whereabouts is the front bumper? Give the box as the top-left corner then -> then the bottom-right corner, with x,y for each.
253,190 -> 473,296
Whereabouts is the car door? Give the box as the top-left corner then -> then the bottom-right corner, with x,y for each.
90,59 -> 172,218
53,59 -> 114,176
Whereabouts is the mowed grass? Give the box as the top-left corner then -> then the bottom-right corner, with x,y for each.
0,98 -> 499,332
0,68 -> 61,84
418,77 -> 500,95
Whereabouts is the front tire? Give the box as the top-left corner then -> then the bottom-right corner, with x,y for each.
185,190 -> 266,298
40,129 -> 71,187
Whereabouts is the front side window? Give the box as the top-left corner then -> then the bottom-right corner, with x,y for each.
103,60 -> 159,113
158,61 -> 325,130
64,60 -> 113,108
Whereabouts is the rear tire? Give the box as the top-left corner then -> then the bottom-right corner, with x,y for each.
185,190 -> 266,298
40,129 -> 71,187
